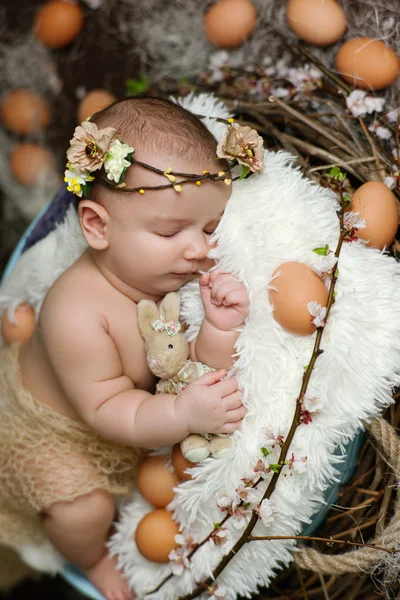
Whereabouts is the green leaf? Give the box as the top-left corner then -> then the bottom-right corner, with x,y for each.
239,165 -> 250,180
313,244 -> 330,256
125,76 -> 151,97
244,502 -> 251,509
213,522 -> 221,529
269,463 -> 282,473
260,447 -> 271,457
117,150 -> 136,184
81,182 -> 92,198
326,166 -> 346,182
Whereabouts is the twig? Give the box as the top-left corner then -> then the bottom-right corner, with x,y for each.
268,95 -> 358,158
358,118 -> 386,182
307,157 -> 376,173
248,535 -> 395,554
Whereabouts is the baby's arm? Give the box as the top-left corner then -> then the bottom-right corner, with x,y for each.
39,293 -> 244,448
190,272 -> 250,371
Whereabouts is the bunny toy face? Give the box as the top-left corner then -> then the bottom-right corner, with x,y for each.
137,292 -> 190,379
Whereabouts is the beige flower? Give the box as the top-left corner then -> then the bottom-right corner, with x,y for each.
217,123 -> 264,173
66,121 -> 118,174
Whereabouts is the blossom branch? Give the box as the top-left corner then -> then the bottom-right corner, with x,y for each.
171,172 -> 350,600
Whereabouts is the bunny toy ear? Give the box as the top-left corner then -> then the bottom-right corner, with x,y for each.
137,299 -> 160,338
159,292 -> 181,322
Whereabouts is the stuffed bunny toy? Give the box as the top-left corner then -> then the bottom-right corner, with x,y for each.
137,292 -> 232,463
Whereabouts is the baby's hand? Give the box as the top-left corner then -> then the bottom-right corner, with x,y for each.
175,370 -> 246,435
200,271 -> 250,331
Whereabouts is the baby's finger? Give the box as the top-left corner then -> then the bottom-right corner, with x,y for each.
224,391 -> 244,410
222,290 -> 250,308
197,369 -> 226,386
225,405 -> 247,423
215,377 -> 238,396
200,273 -> 210,287
211,281 -> 239,305
209,269 -> 224,283
220,420 -> 244,434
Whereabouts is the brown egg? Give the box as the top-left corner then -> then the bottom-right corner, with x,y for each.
269,262 -> 328,335
77,89 -> 117,123
171,443 -> 194,482
1,89 -> 51,135
336,38 -> 400,90
9,144 -> 55,188
135,509 -> 180,563
204,0 -> 256,48
286,0 -> 346,46
347,181 -> 398,249
34,1 -> 84,49
137,455 -> 180,508
2,304 -> 36,344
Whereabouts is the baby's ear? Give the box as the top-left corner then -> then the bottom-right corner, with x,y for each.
159,292 -> 180,322
137,300 -> 160,338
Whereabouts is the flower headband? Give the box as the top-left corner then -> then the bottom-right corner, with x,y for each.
64,118 -> 264,198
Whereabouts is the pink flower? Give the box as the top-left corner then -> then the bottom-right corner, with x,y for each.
217,123 -> 264,173
67,121 -> 118,174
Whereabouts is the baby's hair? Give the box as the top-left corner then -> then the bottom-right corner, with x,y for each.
84,96 -> 229,204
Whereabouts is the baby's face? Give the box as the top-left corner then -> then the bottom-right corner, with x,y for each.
104,149 -> 231,300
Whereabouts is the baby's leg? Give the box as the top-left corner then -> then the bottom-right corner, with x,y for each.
43,489 -> 134,600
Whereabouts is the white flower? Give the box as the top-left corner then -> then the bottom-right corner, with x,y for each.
235,484 -> 261,506
344,211 -> 366,230
231,505 -> 249,529
216,491 -> 232,511
210,528 -> 231,554
168,548 -> 189,576
270,86 -> 290,98
210,584 -> 227,598
259,498 -> 275,526
368,123 -> 392,140
241,469 -> 259,484
287,453 -> 308,473
312,252 -> 338,277
64,165 -> 94,197
307,301 -> 327,328
104,139 -> 134,183
384,176 -> 397,190
346,90 -> 385,117
285,65 -> 322,91
302,393 -> 320,413
386,109 -> 399,123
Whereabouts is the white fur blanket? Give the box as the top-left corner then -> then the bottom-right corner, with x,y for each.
1,94 -> 400,600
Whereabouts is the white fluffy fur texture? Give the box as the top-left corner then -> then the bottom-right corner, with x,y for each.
108,96 -> 400,599
1,94 -> 400,598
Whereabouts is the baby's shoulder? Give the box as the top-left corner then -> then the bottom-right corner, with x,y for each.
39,257 -> 106,330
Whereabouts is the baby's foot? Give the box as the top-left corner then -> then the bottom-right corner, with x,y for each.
84,552 -> 135,600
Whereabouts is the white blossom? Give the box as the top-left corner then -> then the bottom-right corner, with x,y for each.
285,65 -> 322,91
302,393 -> 320,413
346,90 -> 385,117
241,469 -> 259,484
386,109 -> 399,123
216,491 -> 232,511
384,176 -> 397,190
368,123 -> 392,140
287,453 -> 308,473
168,548 -> 190,576
312,252 -> 338,277
231,505 -> 249,529
210,528 -> 232,554
104,139 -> 134,183
210,584 -> 227,598
270,86 -> 290,98
259,498 -> 275,526
235,484 -> 261,506
209,51 -> 229,82
344,211 -> 366,230
307,301 -> 327,328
